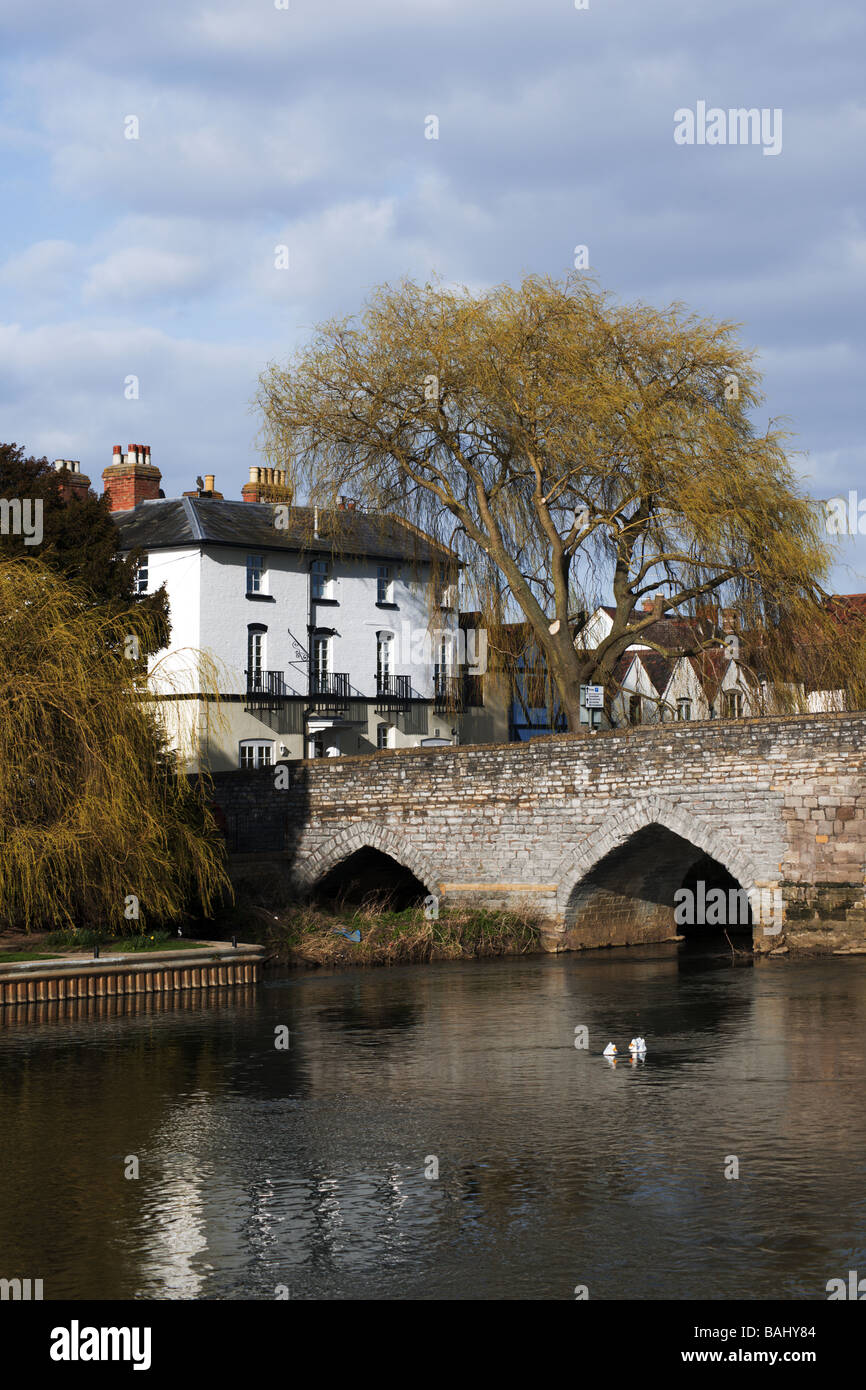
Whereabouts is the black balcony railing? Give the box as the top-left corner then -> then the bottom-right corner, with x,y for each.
308,671 -> 350,711
434,674 -> 464,713
245,669 -> 293,712
375,673 -> 411,712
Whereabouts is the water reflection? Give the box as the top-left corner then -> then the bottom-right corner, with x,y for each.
1,946 -> 865,1299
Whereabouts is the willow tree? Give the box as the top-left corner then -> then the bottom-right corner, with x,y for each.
0,559 -> 231,934
257,273 -> 838,729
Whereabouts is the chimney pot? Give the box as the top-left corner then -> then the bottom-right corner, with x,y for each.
642,599 -> 654,613
204,473 -> 215,492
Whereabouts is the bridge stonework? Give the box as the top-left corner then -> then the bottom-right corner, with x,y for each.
209,711 -> 866,956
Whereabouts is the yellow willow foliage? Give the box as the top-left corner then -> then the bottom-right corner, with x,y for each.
0,559 -> 232,934
256,272 -> 841,729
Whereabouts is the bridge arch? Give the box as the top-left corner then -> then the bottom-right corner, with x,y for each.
556,795 -> 765,942
296,822 -> 442,901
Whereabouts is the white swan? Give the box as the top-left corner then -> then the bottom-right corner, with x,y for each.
603,1042 -> 617,1057
629,1036 -> 647,1054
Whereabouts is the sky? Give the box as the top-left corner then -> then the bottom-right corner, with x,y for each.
1,0 -> 864,589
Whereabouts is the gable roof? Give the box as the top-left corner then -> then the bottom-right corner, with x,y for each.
112,497 -> 451,565
594,605 -> 716,653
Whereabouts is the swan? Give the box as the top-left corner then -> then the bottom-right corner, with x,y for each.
603,1042 -> 617,1057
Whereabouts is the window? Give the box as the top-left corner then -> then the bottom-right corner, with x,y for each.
377,723 -> 390,750
437,581 -> 456,609
434,636 -> 450,683
246,554 -> 264,594
377,565 -> 393,604
133,555 -> 148,594
676,698 -> 692,722
247,626 -> 265,681
312,635 -> 329,689
628,695 -> 642,725
725,690 -> 743,719
311,559 -> 330,600
377,633 -> 392,685
310,736 -> 324,759
239,740 -> 274,769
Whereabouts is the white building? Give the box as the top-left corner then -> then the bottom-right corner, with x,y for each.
104,448 -> 467,771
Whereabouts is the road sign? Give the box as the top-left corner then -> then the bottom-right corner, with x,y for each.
584,685 -> 604,709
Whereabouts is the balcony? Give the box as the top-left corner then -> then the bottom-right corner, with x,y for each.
434,674 -> 464,713
308,671 -> 350,715
375,673 -> 411,713
245,669 -> 293,713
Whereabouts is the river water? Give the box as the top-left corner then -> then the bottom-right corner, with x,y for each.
1,943 -> 865,1301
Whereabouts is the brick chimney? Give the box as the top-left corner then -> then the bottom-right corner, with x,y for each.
53,459 -> 91,503
183,471 -> 224,500
241,466 -> 293,504
102,445 -> 162,512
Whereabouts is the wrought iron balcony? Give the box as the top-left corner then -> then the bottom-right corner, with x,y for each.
308,671 -> 350,713
433,674 -> 464,713
375,672 -> 411,713
245,669 -> 293,713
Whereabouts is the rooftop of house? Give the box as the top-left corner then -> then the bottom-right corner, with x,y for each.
593,604 -> 719,653
112,496 -> 451,566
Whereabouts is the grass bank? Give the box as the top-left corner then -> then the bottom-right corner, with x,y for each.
38,929 -> 208,955
254,903 -> 544,969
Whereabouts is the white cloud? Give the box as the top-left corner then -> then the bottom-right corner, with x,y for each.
83,246 -> 214,303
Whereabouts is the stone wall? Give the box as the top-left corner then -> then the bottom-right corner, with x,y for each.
206,710 -> 866,956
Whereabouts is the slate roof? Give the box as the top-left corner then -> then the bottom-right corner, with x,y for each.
596,605 -> 716,652
112,497 -> 452,565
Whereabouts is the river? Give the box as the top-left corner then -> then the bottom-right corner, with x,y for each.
1,942 -> 864,1300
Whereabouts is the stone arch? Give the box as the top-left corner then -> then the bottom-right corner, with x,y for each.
296,822 -> 442,899
555,793 -> 764,920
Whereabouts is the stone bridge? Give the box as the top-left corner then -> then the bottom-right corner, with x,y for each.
209,711 -> 866,955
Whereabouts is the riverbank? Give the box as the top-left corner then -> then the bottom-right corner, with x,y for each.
0,939 -> 265,1008
238,903 -> 544,969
